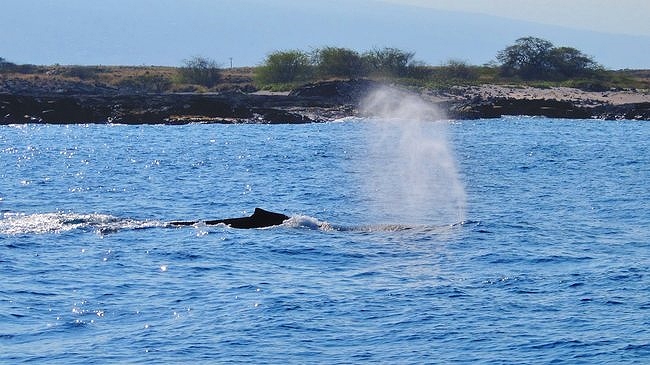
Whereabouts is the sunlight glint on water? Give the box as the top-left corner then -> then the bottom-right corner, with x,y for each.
0,119 -> 649,364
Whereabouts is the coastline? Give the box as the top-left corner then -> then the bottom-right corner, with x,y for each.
1,79 -> 649,124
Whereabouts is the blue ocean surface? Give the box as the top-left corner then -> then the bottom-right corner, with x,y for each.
1,117 -> 649,363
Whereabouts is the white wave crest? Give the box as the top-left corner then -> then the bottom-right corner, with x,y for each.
282,215 -> 336,231
0,212 -> 162,235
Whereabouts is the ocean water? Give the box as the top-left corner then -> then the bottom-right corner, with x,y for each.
1,117 -> 649,364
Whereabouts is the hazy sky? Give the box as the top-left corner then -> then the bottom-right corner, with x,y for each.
383,0 -> 650,37
1,0 -> 648,68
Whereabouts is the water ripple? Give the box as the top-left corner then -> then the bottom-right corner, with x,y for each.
1,120 -> 649,363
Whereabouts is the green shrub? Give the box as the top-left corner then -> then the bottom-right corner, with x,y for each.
405,63 -> 432,80
0,57 -> 15,73
3,62 -> 39,74
313,47 -> 365,79
362,47 -> 415,77
254,50 -> 313,85
178,56 -> 221,87
441,59 -> 479,81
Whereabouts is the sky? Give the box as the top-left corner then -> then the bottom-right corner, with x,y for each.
383,0 -> 650,37
1,0 -> 648,69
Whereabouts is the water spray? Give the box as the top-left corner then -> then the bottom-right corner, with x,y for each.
359,85 -> 466,225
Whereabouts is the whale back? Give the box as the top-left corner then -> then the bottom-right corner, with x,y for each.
169,208 -> 289,229
248,208 -> 290,228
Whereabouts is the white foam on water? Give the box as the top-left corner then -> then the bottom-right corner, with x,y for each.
0,212 -> 163,235
283,215 -> 336,231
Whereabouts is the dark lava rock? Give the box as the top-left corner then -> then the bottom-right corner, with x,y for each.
2,80 -> 649,124
592,102 -> 650,120
253,108 -> 312,124
449,97 -> 592,120
289,79 -> 381,103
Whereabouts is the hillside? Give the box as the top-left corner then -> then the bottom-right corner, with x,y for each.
1,65 -> 649,123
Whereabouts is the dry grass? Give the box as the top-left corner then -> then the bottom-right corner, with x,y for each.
1,65 -> 256,93
1,64 -> 648,94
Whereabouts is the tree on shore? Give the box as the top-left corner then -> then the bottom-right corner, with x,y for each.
179,56 -> 221,87
254,50 -> 313,85
313,47 -> 365,79
549,46 -> 602,78
362,47 -> 415,77
497,37 -> 554,79
441,59 -> 479,80
0,57 -> 16,72
497,37 -> 600,80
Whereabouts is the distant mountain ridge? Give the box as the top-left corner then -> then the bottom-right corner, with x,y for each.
0,0 -> 648,68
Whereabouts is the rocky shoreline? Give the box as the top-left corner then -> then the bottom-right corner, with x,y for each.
1,79 -> 649,124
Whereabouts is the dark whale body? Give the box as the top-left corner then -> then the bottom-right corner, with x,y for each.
169,208 -> 289,229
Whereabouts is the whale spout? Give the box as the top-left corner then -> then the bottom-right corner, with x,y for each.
169,208 -> 289,229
